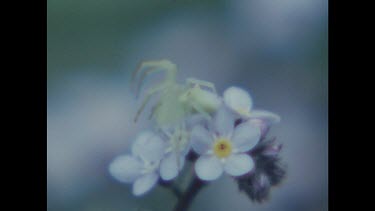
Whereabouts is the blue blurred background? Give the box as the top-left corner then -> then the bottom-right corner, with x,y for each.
47,0 -> 328,210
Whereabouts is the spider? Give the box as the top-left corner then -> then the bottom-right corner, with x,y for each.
131,59 -> 222,127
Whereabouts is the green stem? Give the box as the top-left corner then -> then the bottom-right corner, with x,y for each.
173,176 -> 206,211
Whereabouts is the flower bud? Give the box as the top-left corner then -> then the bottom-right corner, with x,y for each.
249,118 -> 270,139
237,138 -> 286,202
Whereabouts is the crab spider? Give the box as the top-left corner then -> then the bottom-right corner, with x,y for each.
132,59 -> 222,127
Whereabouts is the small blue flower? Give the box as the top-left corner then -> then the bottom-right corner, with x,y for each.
109,131 -> 166,196
158,126 -> 190,181
190,107 -> 261,181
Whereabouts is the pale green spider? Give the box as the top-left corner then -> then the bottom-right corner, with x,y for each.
132,59 -> 221,127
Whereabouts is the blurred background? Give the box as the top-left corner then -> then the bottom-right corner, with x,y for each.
47,0 -> 328,210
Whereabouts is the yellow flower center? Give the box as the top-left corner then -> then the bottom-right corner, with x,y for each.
213,138 -> 232,158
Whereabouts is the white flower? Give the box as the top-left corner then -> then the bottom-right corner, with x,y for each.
190,107 -> 261,181
109,131 -> 166,196
159,126 -> 190,181
223,86 -> 281,124
158,114 -> 210,181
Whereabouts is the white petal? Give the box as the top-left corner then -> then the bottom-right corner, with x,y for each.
213,107 -> 235,137
190,125 -> 213,154
132,172 -> 159,196
250,109 -> 281,123
132,131 -> 166,162
160,153 -> 180,181
223,87 -> 253,115
185,114 -> 208,130
232,121 -> 261,152
109,155 -> 143,183
224,154 -> 254,176
195,155 -> 223,181
178,155 -> 186,171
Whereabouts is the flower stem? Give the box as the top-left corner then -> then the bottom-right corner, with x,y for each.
173,176 -> 206,211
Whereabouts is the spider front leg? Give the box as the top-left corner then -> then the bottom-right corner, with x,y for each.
132,60 -> 178,98
186,78 -> 217,93
135,67 -> 167,99
132,59 -> 176,83
190,100 -> 213,121
134,84 -> 166,123
148,101 -> 161,120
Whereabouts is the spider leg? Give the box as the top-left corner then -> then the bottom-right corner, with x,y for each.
190,100 -> 212,121
131,60 -> 173,85
161,127 -> 173,138
172,125 -> 182,169
134,84 -> 166,123
135,67 -> 167,99
132,60 -> 178,98
148,101 -> 161,120
186,78 -> 217,93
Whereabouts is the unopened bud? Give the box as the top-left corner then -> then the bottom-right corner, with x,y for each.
249,118 -> 270,139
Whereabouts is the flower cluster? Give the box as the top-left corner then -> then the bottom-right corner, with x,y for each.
108,59 -> 283,199
109,79 -> 283,197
